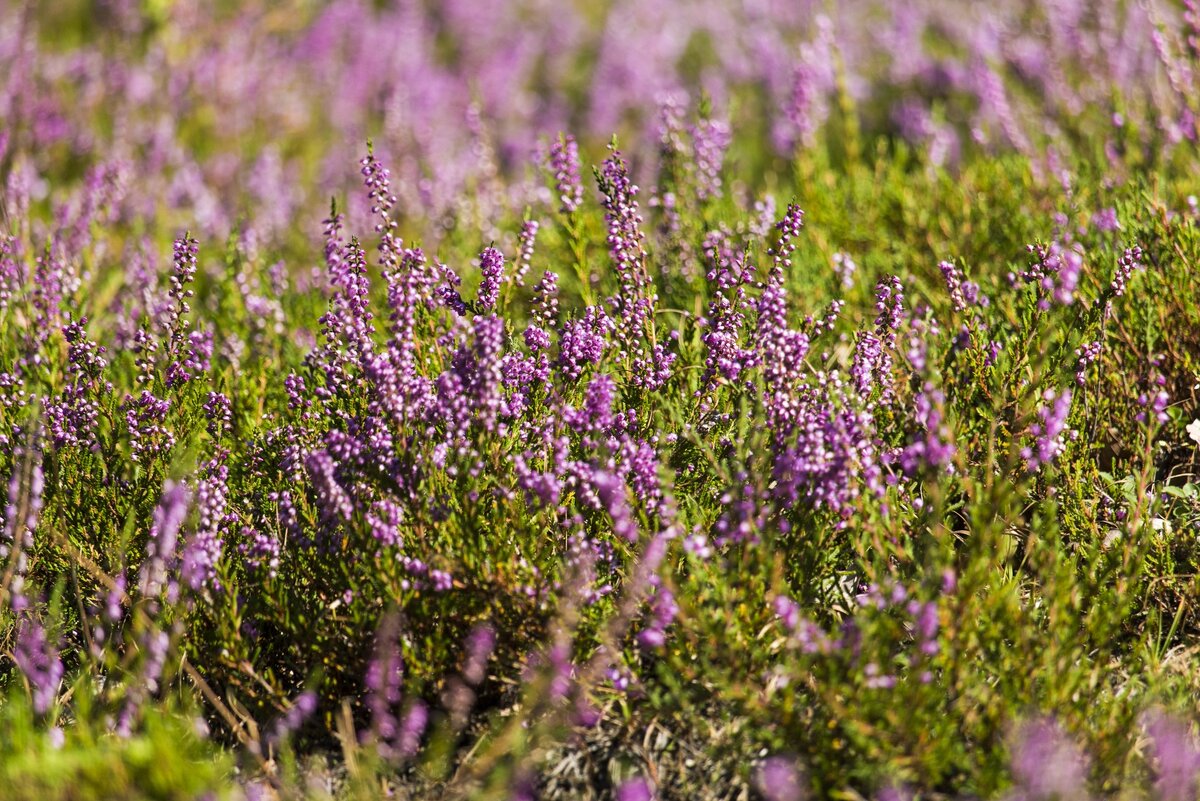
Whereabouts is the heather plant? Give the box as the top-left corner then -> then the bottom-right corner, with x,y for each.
3,2 -> 1200,801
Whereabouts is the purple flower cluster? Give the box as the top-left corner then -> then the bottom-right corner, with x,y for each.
768,203 -> 805,282
1074,341 -> 1102,387
938,261 -> 987,312
137,482 -> 189,606
363,615 -> 425,761
777,576 -> 943,691
1018,241 -> 1085,309
475,246 -> 504,311
269,691 -> 318,747
1110,244 -> 1144,298
204,392 -> 232,438
238,526 -> 281,578
770,380 -> 883,518
896,384 -> 955,476
1008,719 -> 1089,801
1022,389 -> 1074,472
181,456 -> 232,594
511,220 -> 539,287
831,251 -> 856,289
598,147 -> 651,304
559,306 -> 613,382
691,116 -> 732,201
1,110 -> 1181,794
1144,711 -> 1200,801
697,234 -> 755,402
164,235 -> 201,388
13,617 -> 63,716
124,391 -> 174,463
756,757 -> 804,801
756,283 -> 810,396
548,134 -> 583,214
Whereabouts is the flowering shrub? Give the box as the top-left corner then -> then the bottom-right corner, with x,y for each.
3,2 -> 1200,801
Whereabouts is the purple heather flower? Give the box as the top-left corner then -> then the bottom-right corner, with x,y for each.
180,456 -> 231,594
364,615 -> 405,754
615,777 -> 655,801
637,584 -> 678,650
597,147 -> 652,333
1053,253 -> 1083,306
501,349 -> 551,417
809,299 -> 845,338
163,235 -> 199,387
523,324 -> 551,353
774,596 -> 802,631
0,235 -> 24,312
45,386 -> 100,452
476,246 -> 504,311
270,690 -> 318,746
697,240 -> 754,399
769,203 -> 805,283
307,448 -> 354,524
691,115 -> 731,201
832,252 -> 856,289
102,573 -> 126,624
14,617 -> 63,716
594,471 -> 639,544
770,382 -> 883,517
239,526 -> 281,578
396,701 -> 427,759
430,569 -> 453,592
629,341 -> 676,392
876,785 -> 913,801
531,270 -> 560,331
46,317 -> 111,451
63,317 -> 109,380
620,437 -> 665,515
136,627 -> 171,696
168,235 -> 196,317
512,219 -> 539,287
777,18 -> 836,152
567,374 -> 618,435
547,133 -> 583,214
851,331 -> 884,398
309,234 -> 375,402
1137,388 -> 1171,426
366,498 -> 404,549
874,275 -> 905,350
204,392 -> 232,438
898,384 -> 955,476
1009,718 -> 1089,801
435,314 -> 506,441
1022,389 -> 1073,472
271,489 -> 302,543
137,481 -> 190,603
1074,341 -> 1102,386
559,306 -> 612,381
682,531 -> 712,559
939,261 -> 971,313
436,262 -> 469,316
124,390 -> 174,464
1019,242 -> 1085,309
1091,207 -> 1121,232
912,600 -> 940,655
756,283 -> 810,393
757,757 -> 804,801
1110,244 -> 1143,298
1144,711 -> 1200,801
462,625 -> 496,687
360,150 -> 399,235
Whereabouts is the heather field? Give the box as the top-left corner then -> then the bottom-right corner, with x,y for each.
4,1 -> 1200,799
